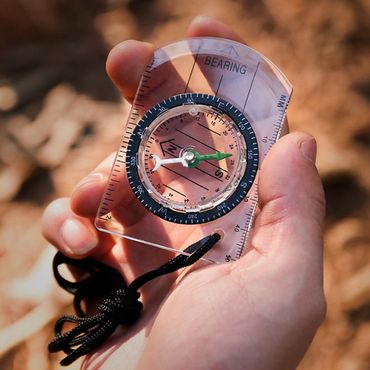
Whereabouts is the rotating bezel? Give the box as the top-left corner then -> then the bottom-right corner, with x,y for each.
125,93 -> 259,224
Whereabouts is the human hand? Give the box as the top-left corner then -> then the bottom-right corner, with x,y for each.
42,16 -> 326,370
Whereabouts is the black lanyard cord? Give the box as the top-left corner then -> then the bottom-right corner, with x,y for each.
48,233 -> 220,366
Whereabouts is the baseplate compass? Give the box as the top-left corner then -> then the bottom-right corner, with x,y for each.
95,37 -> 292,263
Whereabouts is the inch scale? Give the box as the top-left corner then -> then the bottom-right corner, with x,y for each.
96,37 -> 292,263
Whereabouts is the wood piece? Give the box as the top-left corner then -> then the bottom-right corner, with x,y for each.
0,127 -> 36,202
7,84 -> 77,150
6,247 -> 58,305
0,84 -> 18,111
6,84 -> 121,169
0,246 -> 71,357
337,324 -> 370,370
94,9 -> 137,48
36,117 -> 83,168
0,298 -> 65,357
1,67 -> 60,112
341,264 -> 370,311
24,330 -> 49,370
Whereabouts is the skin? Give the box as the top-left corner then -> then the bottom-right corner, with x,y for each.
42,16 -> 326,370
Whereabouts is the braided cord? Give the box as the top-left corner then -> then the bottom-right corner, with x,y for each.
49,233 -> 220,366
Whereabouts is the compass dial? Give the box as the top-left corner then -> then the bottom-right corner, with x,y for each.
126,93 -> 258,224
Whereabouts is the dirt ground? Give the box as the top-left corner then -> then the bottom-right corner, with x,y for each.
0,0 -> 369,369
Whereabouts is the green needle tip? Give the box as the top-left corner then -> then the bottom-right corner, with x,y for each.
214,152 -> 232,160
187,150 -> 232,168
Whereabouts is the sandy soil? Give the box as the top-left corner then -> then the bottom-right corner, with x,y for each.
0,0 -> 369,369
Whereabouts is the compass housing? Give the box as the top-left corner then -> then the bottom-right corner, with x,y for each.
126,93 -> 259,224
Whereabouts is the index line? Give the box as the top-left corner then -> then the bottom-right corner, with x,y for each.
184,47 -> 201,93
243,62 -> 260,112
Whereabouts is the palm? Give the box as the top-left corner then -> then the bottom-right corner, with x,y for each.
84,194 -> 321,370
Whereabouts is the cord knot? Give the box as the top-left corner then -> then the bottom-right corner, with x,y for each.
98,288 -> 143,325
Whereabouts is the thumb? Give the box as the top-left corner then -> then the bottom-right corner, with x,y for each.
245,132 -> 325,269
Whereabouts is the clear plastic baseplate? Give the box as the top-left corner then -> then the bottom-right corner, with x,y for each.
95,37 -> 292,264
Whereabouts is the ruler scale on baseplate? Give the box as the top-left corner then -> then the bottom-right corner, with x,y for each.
95,37 -> 292,263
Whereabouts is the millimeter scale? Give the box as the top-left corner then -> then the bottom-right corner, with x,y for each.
95,37 -> 292,263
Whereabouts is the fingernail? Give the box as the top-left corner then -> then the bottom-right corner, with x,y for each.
61,219 -> 98,255
300,138 -> 317,163
192,15 -> 211,23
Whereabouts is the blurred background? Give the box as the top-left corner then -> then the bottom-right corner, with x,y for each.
0,0 -> 369,369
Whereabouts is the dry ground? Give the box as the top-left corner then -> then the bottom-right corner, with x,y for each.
0,0 -> 369,369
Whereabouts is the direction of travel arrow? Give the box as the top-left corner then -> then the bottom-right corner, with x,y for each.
220,45 -> 239,58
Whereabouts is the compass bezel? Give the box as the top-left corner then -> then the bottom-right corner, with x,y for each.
125,93 -> 259,224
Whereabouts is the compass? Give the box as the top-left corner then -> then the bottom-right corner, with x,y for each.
126,93 -> 259,224
96,37 -> 292,263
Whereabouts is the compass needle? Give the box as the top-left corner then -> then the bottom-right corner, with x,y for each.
150,154 -> 161,172
96,37 -> 292,263
150,152 -> 190,172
